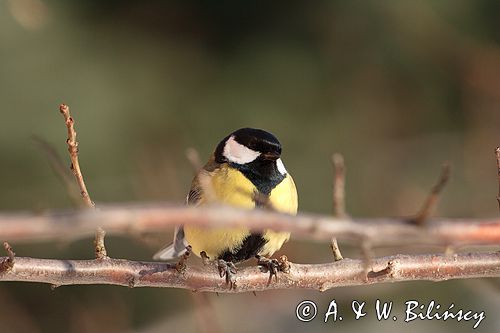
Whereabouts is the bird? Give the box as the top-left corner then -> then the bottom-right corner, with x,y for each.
153,128 -> 298,284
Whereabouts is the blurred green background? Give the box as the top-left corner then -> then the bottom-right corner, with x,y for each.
1,1 -> 500,332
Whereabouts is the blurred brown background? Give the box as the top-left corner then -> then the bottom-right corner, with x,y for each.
1,1 -> 499,332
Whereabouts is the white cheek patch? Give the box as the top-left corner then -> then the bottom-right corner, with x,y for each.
276,158 -> 287,175
223,136 -> 260,164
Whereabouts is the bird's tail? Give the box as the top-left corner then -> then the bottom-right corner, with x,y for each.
153,226 -> 188,260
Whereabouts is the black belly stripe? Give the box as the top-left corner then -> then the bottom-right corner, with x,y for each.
219,233 -> 267,262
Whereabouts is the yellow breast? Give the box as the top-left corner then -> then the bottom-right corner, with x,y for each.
184,164 -> 298,259
210,166 -> 257,209
261,172 -> 297,256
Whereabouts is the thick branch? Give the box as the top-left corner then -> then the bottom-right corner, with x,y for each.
1,204 -> 500,247
1,252 -> 499,293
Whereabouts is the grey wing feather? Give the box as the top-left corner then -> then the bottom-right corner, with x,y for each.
152,226 -> 189,260
153,175 -> 204,261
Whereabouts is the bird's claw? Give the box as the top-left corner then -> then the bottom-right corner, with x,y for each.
256,255 -> 281,283
200,251 -> 210,266
175,245 -> 192,272
217,259 -> 237,289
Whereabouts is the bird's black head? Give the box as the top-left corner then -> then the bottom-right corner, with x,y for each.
215,128 -> 282,164
214,128 -> 288,195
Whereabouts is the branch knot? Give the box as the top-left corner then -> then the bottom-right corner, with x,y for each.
1,242 -> 15,272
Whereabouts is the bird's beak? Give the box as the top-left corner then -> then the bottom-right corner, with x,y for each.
261,152 -> 280,161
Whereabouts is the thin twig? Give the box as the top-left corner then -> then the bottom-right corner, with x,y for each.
330,153 -> 344,261
444,245 -> 456,256
191,293 -> 220,333
185,148 -> 202,173
251,191 -> 275,211
1,252 -> 499,293
32,136 -> 83,207
235,187 -> 275,210
331,153 -> 346,218
330,238 -> 343,261
94,227 -> 108,260
59,105 -> 105,258
411,163 -> 451,226
59,104 -> 94,208
495,147 -> 500,213
360,239 -> 373,280
1,203 -> 500,247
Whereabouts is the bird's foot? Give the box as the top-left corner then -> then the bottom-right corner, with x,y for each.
256,255 -> 290,283
175,245 -> 192,272
256,255 -> 279,283
217,259 -> 237,289
200,251 -> 210,266
278,255 -> 291,273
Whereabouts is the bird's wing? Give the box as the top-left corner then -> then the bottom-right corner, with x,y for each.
153,171 -> 207,260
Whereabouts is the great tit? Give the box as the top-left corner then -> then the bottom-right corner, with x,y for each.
153,128 -> 298,278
